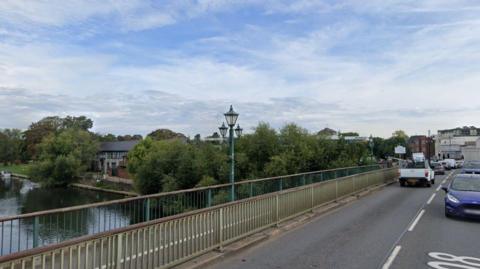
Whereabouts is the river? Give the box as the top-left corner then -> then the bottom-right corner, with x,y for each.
0,177 -> 126,255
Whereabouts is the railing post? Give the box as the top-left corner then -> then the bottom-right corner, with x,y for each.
207,189 -> 212,207
310,185 -> 314,211
249,182 -> 253,198
335,180 -> 339,201
334,171 -> 337,179
116,233 -> 123,269
276,194 -> 280,227
219,208 -> 224,252
320,172 -> 324,182
278,179 -> 283,192
33,216 -> 39,248
144,198 -> 151,221
353,175 -> 356,192
302,175 -> 306,186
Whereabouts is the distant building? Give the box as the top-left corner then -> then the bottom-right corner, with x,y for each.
204,132 -> 224,144
408,135 -> 435,159
435,126 -> 480,160
97,140 -> 140,178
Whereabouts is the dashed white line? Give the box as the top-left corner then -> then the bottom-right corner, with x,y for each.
436,184 -> 442,192
408,209 -> 425,232
427,193 -> 436,205
382,245 -> 402,269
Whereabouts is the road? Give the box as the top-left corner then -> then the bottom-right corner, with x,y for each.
206,170 -> 480,269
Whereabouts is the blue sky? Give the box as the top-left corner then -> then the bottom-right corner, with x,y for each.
1,0 -> 480,138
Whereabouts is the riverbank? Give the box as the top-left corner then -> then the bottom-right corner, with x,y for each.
71,183 -> 138,196
0,163 -> 31,176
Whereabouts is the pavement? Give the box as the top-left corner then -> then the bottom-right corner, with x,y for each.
205,170 -> 480,269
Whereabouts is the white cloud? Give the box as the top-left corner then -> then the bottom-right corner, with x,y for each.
1,1 -> 480,137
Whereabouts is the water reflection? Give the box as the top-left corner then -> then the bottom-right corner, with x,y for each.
0,177 -> 125,255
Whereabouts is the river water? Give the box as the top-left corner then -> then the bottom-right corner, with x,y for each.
0,177 -> 126,255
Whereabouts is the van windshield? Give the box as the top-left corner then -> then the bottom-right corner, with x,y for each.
407,162 -> 425,169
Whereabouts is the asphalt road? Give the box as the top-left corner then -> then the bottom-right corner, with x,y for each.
206,170 -> 480,269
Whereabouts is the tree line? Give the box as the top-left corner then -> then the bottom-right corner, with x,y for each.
0,116 -> 409,193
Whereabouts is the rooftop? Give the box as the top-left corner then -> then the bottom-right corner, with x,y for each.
99,140 -> 141,152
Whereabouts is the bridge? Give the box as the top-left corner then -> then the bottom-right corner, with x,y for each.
0,165 -> 390,268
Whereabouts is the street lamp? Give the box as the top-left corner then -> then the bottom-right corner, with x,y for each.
219,122 -> 228,140
235,124 -> 243,137
369,135 -> 374,159
219,105 -> 241,201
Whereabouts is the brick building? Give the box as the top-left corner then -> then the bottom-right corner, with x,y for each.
408,135 -> 435,159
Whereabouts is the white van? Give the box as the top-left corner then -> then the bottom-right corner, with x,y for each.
443,159 -> 456,170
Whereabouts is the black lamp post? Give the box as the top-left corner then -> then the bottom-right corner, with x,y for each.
219,105 -> 242,201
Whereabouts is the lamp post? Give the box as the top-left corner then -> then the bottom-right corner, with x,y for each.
219,105 -> 242,201
369,135 -> 374,160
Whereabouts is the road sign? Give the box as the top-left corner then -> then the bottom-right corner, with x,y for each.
395,145 -> 406,155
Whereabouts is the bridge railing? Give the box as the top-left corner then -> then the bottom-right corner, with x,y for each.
0,167 -> 397,269
0,165 -> 380,256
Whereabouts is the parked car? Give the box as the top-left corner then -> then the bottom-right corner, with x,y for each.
443,174 -> 480,219
432,162 -> 446,175
461,161 -> 480,175
440,160 -> 453,170
444,159 -> 457,169
399,153 -> 435,187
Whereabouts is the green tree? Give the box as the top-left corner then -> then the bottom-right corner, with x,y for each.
30,129 -> 98,186
0,129 -> 24,164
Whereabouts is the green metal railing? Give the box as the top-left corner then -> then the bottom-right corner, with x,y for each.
0,167 -> 397,269
0,165 -> 380,256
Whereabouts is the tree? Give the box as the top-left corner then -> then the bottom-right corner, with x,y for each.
62,116 -> 93,130
147,129 -> 187,141
24,117 -> 63,159
24,115 -> 94,160
236,122 -> 279,177
29,129 -> 98,186
392,130 -> 408,140
0,129 -> 23,164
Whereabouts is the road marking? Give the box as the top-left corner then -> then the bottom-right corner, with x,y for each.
436,184 -> 442,192
382,245 -> 402,269
427,193 -> 436,205
428,252 -> 480,269
408,209 -> 425,232
441,178 -> 446,184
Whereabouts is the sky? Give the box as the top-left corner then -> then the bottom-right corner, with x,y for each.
1,0 -> 480,138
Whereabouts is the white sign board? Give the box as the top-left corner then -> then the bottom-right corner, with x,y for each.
394,145 -> 406,155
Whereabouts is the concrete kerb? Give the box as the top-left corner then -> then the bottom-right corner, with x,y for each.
175,178 -> 398,269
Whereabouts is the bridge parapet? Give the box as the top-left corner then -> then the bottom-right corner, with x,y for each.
0,167 -> 397,268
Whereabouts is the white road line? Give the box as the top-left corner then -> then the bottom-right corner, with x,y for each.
436,184 -> 442,192
427,193 -> 436,205
441,179 -> 446,184
382,245 -> 402,269
408,209 -> 425,232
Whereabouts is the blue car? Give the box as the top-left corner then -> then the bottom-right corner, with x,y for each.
443,174 -> 480,219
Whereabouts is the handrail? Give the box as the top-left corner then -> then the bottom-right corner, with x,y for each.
0,167 -> 393,263
0,164 -> 380,256
0,164 -> 378,222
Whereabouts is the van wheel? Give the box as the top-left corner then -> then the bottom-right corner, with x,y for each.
432,179 -> 435,185
400,181 -> 406,187
426,182 -> 431,187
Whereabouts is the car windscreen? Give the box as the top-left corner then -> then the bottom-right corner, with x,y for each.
407,162 -> 425,169
451,177 -> 480,192
464,162 -> 480,169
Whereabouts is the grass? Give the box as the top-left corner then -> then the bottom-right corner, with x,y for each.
0,163 -> 31,176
